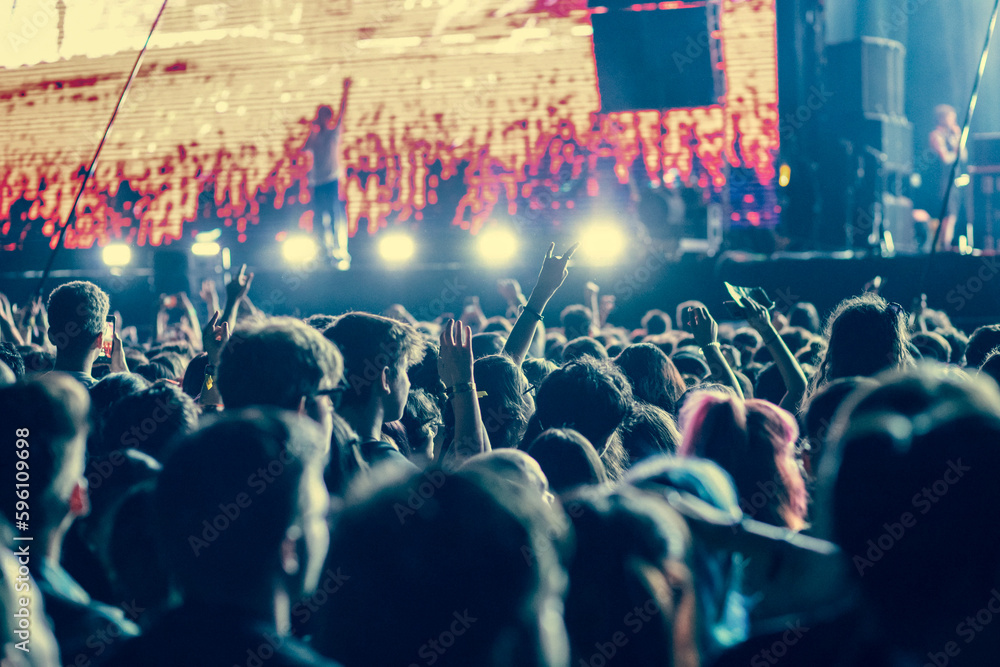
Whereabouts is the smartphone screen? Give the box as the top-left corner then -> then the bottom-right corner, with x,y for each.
101,316 -> 115,359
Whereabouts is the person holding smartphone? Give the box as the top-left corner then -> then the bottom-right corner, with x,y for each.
47,281 -> 128,389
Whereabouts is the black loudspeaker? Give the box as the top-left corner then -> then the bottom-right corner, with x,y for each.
826,37 -> 906,118
858,113 -> 913,173
881,194 -> 916,254
590,6 -> 716,112
153,250 -> 191,297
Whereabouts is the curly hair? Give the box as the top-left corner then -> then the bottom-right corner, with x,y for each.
47,281 -> 110,354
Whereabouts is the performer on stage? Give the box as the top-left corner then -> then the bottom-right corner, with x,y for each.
304,77 -> 352,269
928,104 -> 967,250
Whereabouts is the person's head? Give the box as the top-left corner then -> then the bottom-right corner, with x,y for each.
316,104 -> 334,126
752,362 -> 785,405
154,410 -> 330,605
133,362 -> 172,384
821,367 -> 1000,643
471,332 -> 507,359
303,313 -> 338,332
150,342 -> 195,366
526,428 -> 607,495
934,103 -> 957,127
474,354 -> 534,450
18,346 -> 55,378
397,387 -> 441,464
310,468 -> 570,667
221,317 -> 343,440
789,302 -> 821,333
731,327 -> 762,361
801,377 -> 878,479
46,281 -> 110,361
561,337 -> 608,364
641,309 -> 672,335
679,391 -> 807,529
938,328 -> 969,365
0,343 -> 24,381
561,487 -> 696,667
814,293 -> 911,389
461,449 -> 554,504
523,357 -> 633,461
980,351 -> 1000,389
614,343 -> 686,414
965,325 -> 1000,368
324,312 -> 424,422
89,372 -> 150,420
560,305 -> 595,340
0,374 -> 90,539
100,382 -> 198,461
522,358 -> 557,398
147,352 -> 186,380
911,331 -> 952,363
670,351 -> 711,386
483,316 -> 514,334
619,402 -> 682,463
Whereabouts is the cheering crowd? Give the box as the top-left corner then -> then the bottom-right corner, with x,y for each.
3,241 -> 1000,667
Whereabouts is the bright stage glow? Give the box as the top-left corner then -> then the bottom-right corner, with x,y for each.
192,241 -> 221,256
379,233 -> 416,264
102,243 -> 131,267
282,235 -> 319,264
478,227 -> 518,265
580,224 -> 626,264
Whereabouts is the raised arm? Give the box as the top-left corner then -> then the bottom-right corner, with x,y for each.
438,319 -> 487,468
686,305 -> 744,400
221,264 -> 254,331
744,299 -> 807,412
0,294 -> 25,346
502,242 -> 578,366
198,311 -> 229,409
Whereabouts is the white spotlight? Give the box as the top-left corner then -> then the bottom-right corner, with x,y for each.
102,243 -> 131,267
580,223 -> 626,264
478,227 -> 518,265
379,232 -> 416,264
282,235 -> 319,265
192,241 -> 221,256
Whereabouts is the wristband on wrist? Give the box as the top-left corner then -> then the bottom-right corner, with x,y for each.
701,342 -> 721,350
519,303 -> 544,321
444,381 -> 477,399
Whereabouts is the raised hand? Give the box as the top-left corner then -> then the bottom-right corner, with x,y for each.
225,264 -> 254,304
200,279 -> 220,307
497,279 -> 525,307
202,310 -> 231,365
109,331 -> 129,373
685,306 -> 718,348
743,298 -> 773,335
438,319 -> 474,389
599,294 -> 616,324
533,242 -> 579,298
583,281 -> 600,302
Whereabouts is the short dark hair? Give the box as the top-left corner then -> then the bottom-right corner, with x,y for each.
562,337 -> 608,364
560,305 -> 593,339
46,281 -> 110,355
220,317 -> 344,410
310,468 -> 567,666
324,312 -> 424,408
965,325 -> 1000,368
0,343 -> 25,380
523,357 -> 633,473
154,410 -> 326,597
641,309 -> 671,335
0,373 -> 89,531
100,382 -> 198,461
471,332 -> 506,359
526,428 -> 607,494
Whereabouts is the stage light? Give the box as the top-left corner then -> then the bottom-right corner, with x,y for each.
196,229 -> 222,242
379,232 -> 416,264
478,227 -> 518,265
192,241 -> 221,256
282,235 -> 319,264
580,223 -> 626,264
102,243 -> 131,267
